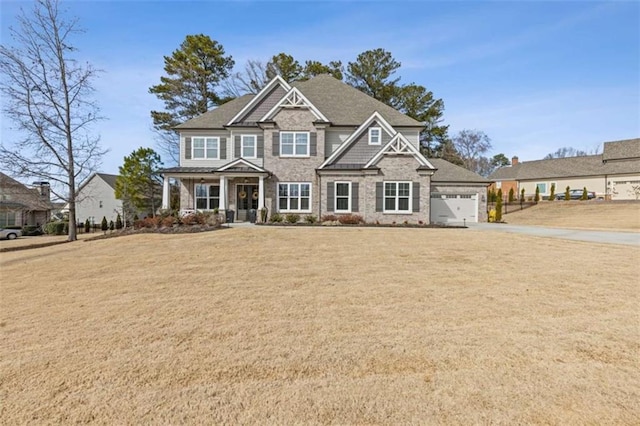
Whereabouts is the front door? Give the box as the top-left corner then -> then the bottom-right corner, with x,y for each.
237,184 -> 258,221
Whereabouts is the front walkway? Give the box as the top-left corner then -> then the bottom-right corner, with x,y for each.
469,223 -> 640,247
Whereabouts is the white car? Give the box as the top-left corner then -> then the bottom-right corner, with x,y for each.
0,228 -> 22,240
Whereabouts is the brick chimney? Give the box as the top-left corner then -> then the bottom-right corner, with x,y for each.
511,156 -> 519,166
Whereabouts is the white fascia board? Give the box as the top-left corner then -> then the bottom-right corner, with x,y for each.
319,111 -> 397,169
225,75 -> 291,126
259,87 -> 329,123
364,133 -> 435,169
218,158 -> 266,172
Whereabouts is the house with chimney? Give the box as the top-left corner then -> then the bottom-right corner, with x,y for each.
489,138 -> 640,200
0,172 -> 52,227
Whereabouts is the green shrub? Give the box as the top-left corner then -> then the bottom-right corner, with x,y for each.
44,221 -> 67,235
564,186 -> 570,201
101,216 -> 108,232
304,215 -> 317,224
508,188 -> 515,203
109,220 -> 114,231
84,219 -> 91,233
495,196 -> 503,222
535,186 -> 540,203
115,213 -> 123,229
581,187 -> 588,201
520,188 -> 525,201
269,213 -> 283,223
549,184 -> 555,201
285,213 -> 300,224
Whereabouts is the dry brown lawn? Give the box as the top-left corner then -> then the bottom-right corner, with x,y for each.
1,227 -> 639,424
504,201 -> 640,231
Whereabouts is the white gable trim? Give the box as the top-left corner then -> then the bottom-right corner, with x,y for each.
226,75 -> 291,126
364,133 -> 435,169
259,87 -> 329,122
319,111 -> 396,169
218,158 -> 266,172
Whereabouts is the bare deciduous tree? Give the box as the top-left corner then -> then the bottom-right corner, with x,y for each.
451,129 -> 492,174
222,59 -> 269,97
0,0 -> 105,241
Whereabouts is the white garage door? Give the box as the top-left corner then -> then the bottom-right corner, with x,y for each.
430,193 -> 478,224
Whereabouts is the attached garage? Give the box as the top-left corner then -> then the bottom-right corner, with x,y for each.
428,159 -> 490,224
430,193 -> 478,224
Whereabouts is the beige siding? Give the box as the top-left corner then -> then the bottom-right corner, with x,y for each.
520,177 -> 605,199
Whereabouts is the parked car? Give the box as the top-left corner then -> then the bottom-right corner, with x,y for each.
555,189 -> 596,200
0,228 -> 22,240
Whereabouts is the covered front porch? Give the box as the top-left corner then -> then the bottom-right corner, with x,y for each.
161,160 -> 271,223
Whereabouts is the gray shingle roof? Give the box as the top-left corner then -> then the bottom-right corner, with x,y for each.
174,75 -> 423,130
293,75 -> 423,127
489,151 -> 640,181
175,95 -> 254,129
96,173 -> 119,190
0,172 -> 52,210
161,167 -> 218,173
429,159 -> 490,183
602,138 -> 640,161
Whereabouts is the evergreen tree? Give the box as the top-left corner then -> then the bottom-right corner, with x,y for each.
115,213 -> 123,229
564,186 -> 571,201
109,220 -> 114,231
495,196 -> 503,222
581,187 -> 588,200
84,219 -> 90,233
101,216 -> 108,232
508,188 -> 515,203
535,186 -> 540,203
521,188 -> 525,201
549,183 -> 556,201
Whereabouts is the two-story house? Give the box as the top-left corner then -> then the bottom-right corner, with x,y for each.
160,74 -> 488,224
0,172 -> 52,227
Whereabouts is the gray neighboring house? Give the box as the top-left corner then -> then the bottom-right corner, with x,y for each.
489,138 -> 640,200
0,172 -> 52,227
160,74 -> 489,224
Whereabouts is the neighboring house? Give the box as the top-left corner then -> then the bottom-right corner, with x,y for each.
0,172 -> 52,227
489,138 -> 640,200
160,74 -> 489,224
73,173 -> 123,225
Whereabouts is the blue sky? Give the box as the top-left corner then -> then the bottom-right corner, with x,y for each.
1,0 -> 639,175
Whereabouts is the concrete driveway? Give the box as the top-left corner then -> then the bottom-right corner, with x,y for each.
469,223 -> 640,247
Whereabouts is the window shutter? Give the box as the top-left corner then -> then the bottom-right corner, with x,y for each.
220,137 -> 227,159
412,182 -> 420,212
352,182 -> 359,212
234,135 -> 241,158
185,137 -> 191,160
272,133 -> 279,156
310,132 -> 317,156
257,135 -> 264,158
375,182 -> 383,212
326,182 -> 334,212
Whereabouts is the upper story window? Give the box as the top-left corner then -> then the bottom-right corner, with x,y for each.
193,137 -> 219,160
384,181 -> 412,213
242,135 -> 256,158
369,127 -> 381,145
280,132 -> 309,157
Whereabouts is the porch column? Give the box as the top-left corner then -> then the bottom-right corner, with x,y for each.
219,175 -> 227,210
258,175 -> 265,209
161,175 -> 170,209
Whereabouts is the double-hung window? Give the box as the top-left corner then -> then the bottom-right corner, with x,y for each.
242,135 -> 256,158
193,137 -> 219,160
278,183 -> 311,212
335,182 -> 351,213
384,181 -> 411,213
280,132 -> 309,157
369,127 -> 381,145
195,184 -> 220,210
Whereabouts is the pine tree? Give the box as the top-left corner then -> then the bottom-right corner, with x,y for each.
495,195 -> 503,222
101,216 -> 108,233
84,219 -> 90,233
508,188 -> 515,203
549,183 -> 555,201
109,220 -> 114,231
520,188 -> 525,201
535,186 -> 540,203
115,213 -> 123,229
581,187 -> 588,201
564,186 -> 571,201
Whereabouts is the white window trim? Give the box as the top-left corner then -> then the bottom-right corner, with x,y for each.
368,127 -> 381,145
383,181 -> 412,214
277,182 -> 312,213
192,136 -> 220,160
194,183 -> 220,210
535,182 -> 547,194
241,135 -> 257,159
334,181 -> 352,213
280,131 -> 310,158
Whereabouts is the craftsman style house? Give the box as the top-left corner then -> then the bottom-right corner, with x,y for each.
0,172 -> 52,227
161,75 -> 488,223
